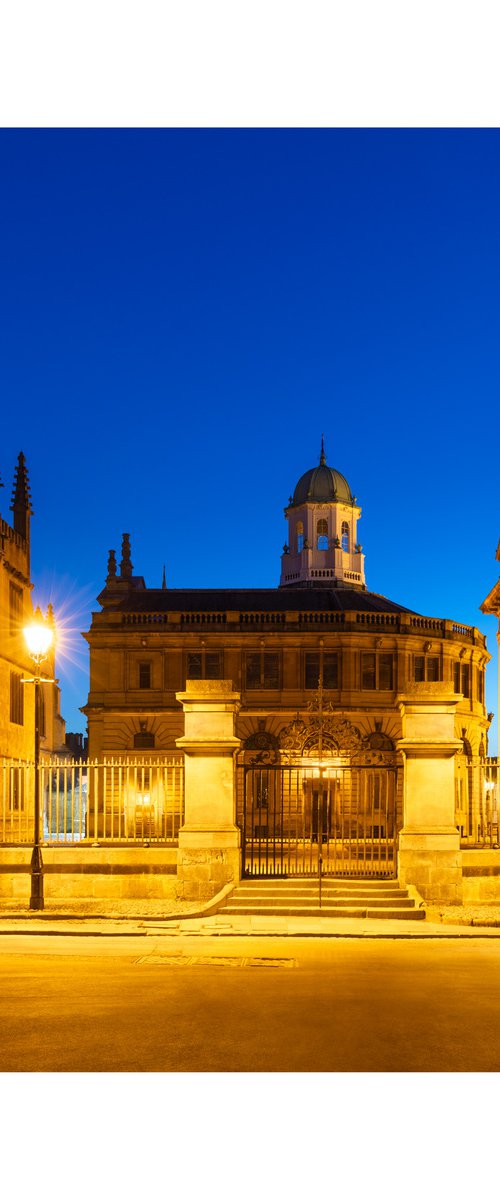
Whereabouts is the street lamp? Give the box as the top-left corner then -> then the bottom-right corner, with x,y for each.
22,608 -> 55,911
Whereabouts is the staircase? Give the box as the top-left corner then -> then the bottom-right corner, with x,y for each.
220,877 -> 425,920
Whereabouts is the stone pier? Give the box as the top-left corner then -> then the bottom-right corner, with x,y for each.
175,680 -> 241,901
397,683 -> 463,904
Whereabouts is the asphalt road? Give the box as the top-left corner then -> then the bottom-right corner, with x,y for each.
1,932 -> 500,1072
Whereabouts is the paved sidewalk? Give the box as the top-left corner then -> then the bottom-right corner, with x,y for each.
2,900 -> 500,938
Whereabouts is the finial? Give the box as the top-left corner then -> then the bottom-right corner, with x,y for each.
120,534 -> 133,580
162,564 -> 167,590
320,435 -> 326,466
46,602 -> 55,626
107,549 -> 117,581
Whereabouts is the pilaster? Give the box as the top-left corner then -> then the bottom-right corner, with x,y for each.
176,680 -> 241,901
397,683 -> 463,903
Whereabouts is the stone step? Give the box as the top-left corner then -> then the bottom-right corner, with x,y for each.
235,885 -> 409,898
221,905 -> 426,921
228,895 -> 416,909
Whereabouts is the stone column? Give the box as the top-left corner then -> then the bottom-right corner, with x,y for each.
175,680 -> 241,901
397,683 -> 463,904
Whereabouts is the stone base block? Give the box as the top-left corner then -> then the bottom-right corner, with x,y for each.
0,847 -> 178,901
176,830 -> 241,901
398,828 -> 462,904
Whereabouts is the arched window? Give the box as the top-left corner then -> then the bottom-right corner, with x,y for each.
316,519 -> 328,550
296,521 -> 304,552
341,521 -> 349,552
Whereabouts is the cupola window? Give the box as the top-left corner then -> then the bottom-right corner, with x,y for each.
341,522 -> 350,552
296,521 -> 304,553
316,519 -> 328,550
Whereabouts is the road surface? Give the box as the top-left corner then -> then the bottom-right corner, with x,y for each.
1,931 -> 499,1071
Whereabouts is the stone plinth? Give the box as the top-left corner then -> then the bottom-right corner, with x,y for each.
176,681 -> 241,901
397,684 -> 463,904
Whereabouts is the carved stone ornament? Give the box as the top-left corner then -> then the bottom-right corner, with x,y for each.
279,712 -> 366,755
244,729 -> 280,764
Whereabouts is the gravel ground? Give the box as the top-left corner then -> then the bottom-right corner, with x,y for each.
0,898 -> 204,919
425,905 -> 500,927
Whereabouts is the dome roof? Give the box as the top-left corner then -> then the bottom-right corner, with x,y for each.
291,443 -> 354,507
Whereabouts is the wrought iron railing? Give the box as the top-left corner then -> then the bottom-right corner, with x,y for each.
0,756 -> 184,845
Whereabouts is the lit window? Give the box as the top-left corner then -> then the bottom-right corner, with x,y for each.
297,521 -> 304,553
316,519 -> 328,550
341,521 -> 349,552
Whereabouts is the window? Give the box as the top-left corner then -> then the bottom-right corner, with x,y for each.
245,651 -> 280,689
414,655 -> 440,683
296,521 -> 304,553
414,655 -> 425,682
361,653 -> 393,691
454,662 -> 471,698
477,668 -> 485,705
379,654 -> 393,691
187,651 -> 223,680
427,657 -> 440,682
138,662 -> 151,689
316,519 -> 328,550
10,672 -> 24,725
341,521 -> 349,553
9,583 -> 23,634
305,652 -> 339,689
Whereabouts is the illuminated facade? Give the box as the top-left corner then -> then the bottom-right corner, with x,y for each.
83,446 -> 491,847
0,453 -> 67,763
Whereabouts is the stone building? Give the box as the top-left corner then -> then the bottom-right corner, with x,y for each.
83,443 -> 491,882
0,452 -> 67,764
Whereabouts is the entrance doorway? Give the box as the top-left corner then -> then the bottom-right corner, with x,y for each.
238,760 -> 399,878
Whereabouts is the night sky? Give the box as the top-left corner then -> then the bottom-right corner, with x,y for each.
1,129 -> 499,747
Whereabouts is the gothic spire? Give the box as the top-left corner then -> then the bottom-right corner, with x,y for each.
319,434 -> 326,466
10,451 -> 33,540
162,564 -> 167,590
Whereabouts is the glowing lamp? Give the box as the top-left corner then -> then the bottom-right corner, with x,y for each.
24,614 -> 54,663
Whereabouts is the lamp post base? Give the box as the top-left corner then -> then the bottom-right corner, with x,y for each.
30,845 -> 44,911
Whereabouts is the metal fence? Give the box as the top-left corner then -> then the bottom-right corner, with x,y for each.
0,757 -> 184,845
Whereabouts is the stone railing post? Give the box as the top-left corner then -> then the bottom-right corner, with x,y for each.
397,683 -> 463,904
175,680 -> 241,901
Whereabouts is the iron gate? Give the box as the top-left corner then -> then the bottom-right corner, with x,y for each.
237,761 -> 400,878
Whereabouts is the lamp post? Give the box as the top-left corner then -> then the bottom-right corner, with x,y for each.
23,609 -> 55,911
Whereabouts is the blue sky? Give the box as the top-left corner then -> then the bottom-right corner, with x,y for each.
1,129 -> 499,748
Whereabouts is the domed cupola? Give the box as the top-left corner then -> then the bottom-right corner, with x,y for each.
292,444 -> 354,507
280,439 -> 366,590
